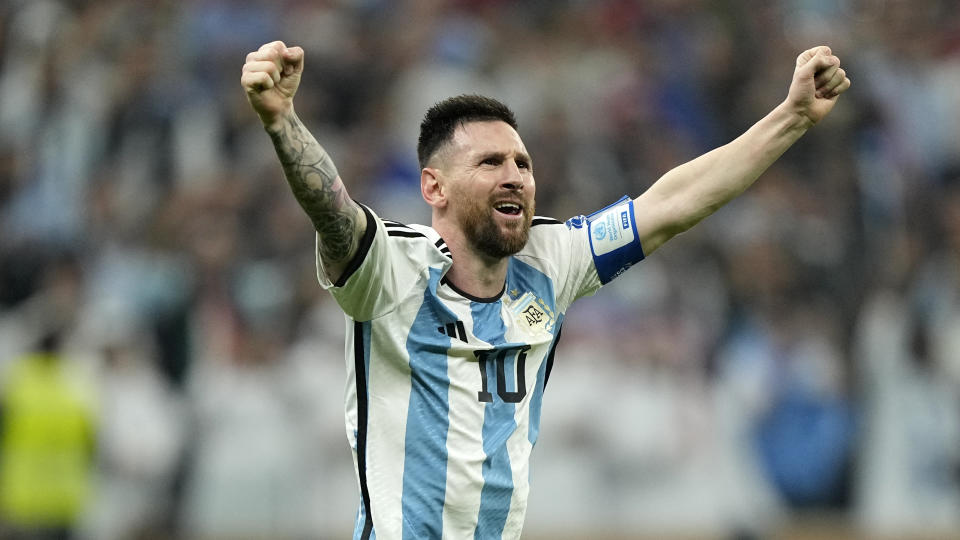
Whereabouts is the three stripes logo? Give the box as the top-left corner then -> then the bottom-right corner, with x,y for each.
385,221 -> 425,239
437,321 -> 468,343
384,220 -> 453,260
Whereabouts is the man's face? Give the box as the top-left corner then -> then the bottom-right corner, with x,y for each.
440,121 -> 536,259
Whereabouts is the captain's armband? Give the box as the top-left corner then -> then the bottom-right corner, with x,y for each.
565,196 -> 645,284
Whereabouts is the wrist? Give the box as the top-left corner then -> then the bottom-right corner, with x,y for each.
773,100 -> 815,135
262,106 -> 294,134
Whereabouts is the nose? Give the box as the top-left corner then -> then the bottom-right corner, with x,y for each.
501,161 -> 525,191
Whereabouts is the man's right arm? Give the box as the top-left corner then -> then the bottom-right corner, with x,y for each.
241,41 -> 365,283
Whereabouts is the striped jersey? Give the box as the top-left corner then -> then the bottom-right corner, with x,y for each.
316,197 -> 645,539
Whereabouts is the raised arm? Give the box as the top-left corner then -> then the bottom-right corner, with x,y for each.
241,41 -> 365,283
633,45 -> 851,254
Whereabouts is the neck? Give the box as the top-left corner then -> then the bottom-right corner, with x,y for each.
436,224 -> 510,299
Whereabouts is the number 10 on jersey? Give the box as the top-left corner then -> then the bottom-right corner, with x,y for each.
474,345 -> 531,403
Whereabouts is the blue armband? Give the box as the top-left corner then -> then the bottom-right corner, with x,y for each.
566,196 -> 645,284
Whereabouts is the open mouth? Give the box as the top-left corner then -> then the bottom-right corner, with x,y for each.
494,202 -> 522,216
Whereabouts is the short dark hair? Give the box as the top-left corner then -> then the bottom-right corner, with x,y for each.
417,94 -> 518,169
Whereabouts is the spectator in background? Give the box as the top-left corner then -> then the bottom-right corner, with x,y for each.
852,179 -> 960,536
78,323 -> 186,540
0,1 -> 958,538
0,329 -> 97,540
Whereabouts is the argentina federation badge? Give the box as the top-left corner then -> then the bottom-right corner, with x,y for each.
505,290 -> 556,337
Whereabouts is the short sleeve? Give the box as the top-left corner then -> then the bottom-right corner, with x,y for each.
519,196 -> 646,312
316,204 -> 434,321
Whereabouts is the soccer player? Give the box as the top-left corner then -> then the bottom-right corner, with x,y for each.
241,40 -> 850,539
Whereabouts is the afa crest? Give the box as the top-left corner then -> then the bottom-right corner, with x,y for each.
505,291 -> 555,335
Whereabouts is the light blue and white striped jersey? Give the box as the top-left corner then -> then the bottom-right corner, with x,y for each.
317,197 -> 644,539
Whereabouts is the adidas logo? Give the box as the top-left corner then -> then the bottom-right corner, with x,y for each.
437,321 -> 468,343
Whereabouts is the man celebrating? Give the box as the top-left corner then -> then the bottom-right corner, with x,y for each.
241,40 -> 849,539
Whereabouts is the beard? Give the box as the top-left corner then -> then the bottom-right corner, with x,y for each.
457,195 -> 535,259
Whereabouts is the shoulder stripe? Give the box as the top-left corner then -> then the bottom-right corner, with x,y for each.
384,221 -> 413,229
434,237 -> 453,259
532,217 -> 563,226
387,230 -> 427,239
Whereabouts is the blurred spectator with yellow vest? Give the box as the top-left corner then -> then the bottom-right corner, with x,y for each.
0,327 -> 97,540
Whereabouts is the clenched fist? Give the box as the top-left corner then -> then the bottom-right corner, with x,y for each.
241,41 -> 305,131
786,45 -> 851,127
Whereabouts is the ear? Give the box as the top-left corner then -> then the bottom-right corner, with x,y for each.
421,167 -> 447,209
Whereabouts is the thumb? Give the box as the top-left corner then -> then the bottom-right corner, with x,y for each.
795,45 -> 838,80
282,46 -> 304,77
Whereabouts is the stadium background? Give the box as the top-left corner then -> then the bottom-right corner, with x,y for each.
0,0 -> 958,538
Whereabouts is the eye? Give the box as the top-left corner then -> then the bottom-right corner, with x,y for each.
516,159 -> 530,170
481,157 -> 501,166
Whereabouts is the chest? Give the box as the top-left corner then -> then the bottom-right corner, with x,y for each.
380,278 -> 560,406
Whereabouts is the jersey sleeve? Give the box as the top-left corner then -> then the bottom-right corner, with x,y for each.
568,195 -> 646,285
522,196 -> 646,312
316,204 -> 428,321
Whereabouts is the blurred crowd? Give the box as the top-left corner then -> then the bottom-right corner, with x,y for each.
1,0 -> 959,538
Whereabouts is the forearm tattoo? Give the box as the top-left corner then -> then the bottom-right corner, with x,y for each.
268,113 -> 360,264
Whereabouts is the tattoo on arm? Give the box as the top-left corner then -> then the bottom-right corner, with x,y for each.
268,113 -> 361,265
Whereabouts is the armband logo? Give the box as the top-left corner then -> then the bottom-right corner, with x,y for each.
589,202 -> 635,256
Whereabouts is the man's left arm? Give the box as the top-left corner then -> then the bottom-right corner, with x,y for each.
633,45 -> 850,254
